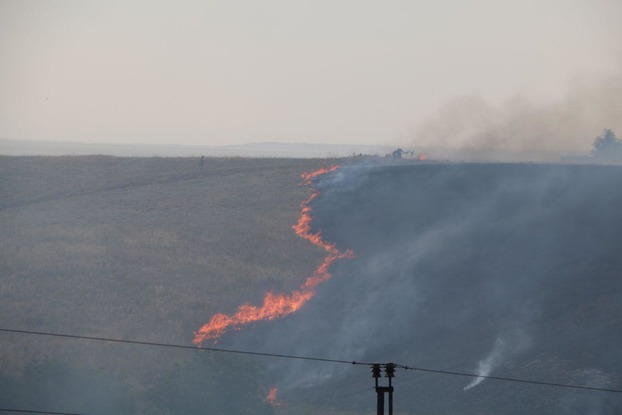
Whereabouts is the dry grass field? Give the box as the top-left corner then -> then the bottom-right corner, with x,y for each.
3,156 -> 621,415
0,156 -> 337,392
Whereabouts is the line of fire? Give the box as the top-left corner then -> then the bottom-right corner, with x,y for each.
193,165 -> 354,344
192,166 -> 410,412
192,165 -> 360,408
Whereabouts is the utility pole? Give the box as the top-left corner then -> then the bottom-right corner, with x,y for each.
371,363 -> 395,415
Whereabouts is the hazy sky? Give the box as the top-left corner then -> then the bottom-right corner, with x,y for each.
1,0 -> 620,151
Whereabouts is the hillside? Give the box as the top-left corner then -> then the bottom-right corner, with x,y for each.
0,156 -> 333,414
1,157 -> 621,414
271,162 -> 622,414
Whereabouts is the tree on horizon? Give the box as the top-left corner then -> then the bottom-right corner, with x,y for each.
592,129 -> 622,160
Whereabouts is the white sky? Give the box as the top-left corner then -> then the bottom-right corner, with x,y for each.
1,0 -> 620,150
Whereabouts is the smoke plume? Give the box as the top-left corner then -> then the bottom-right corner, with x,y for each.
412,73 -> 622,160
464,337 -> 506,390
463,329 -> 531,391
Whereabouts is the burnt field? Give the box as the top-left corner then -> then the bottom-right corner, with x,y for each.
1,157 -> 621,414
263,161 -> 622,414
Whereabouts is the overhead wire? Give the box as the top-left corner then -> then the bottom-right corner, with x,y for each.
0,328 -> 369,366
2,327 -> 621,394
397,364 -> 622,394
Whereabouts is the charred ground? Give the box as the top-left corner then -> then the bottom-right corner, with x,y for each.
271,162 -> 622,414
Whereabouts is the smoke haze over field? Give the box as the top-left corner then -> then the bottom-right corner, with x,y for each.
412,72 -> 622,158
2,156 -> 622,414
222,161 -> 622,414
1,0 -> 621,154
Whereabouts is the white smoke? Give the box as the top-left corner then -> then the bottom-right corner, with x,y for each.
463,328 -> 533,391
463,337 -> 506,391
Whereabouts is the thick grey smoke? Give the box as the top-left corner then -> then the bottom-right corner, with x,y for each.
411,73 -> 622,160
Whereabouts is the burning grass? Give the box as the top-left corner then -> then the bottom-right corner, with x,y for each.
193,165 -> 354,344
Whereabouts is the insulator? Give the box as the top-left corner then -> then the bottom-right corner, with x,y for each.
371,363 -> 382,379
385,363 -> 396,378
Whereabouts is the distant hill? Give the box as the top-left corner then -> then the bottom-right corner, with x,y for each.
0,138 -> 394,158
0,138 -> 586,162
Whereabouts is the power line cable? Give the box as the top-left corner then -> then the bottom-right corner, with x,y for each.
397,364 -> 622,394
2,327 -> 621,394
0,328 -> 368,366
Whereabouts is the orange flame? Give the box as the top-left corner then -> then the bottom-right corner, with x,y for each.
193,166 -> 354,344
418,153 -> 427,161
266,387 -> 284,406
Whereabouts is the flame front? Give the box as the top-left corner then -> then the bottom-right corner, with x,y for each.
193,165 -> 354,344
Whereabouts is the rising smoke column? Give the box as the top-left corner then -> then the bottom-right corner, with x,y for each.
193,166 -> 354,344
464,338 -> 506,391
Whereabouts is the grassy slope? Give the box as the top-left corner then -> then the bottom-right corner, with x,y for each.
4,157 -> 620,415
283,162 -> 622,415
0,156 -> 336,375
